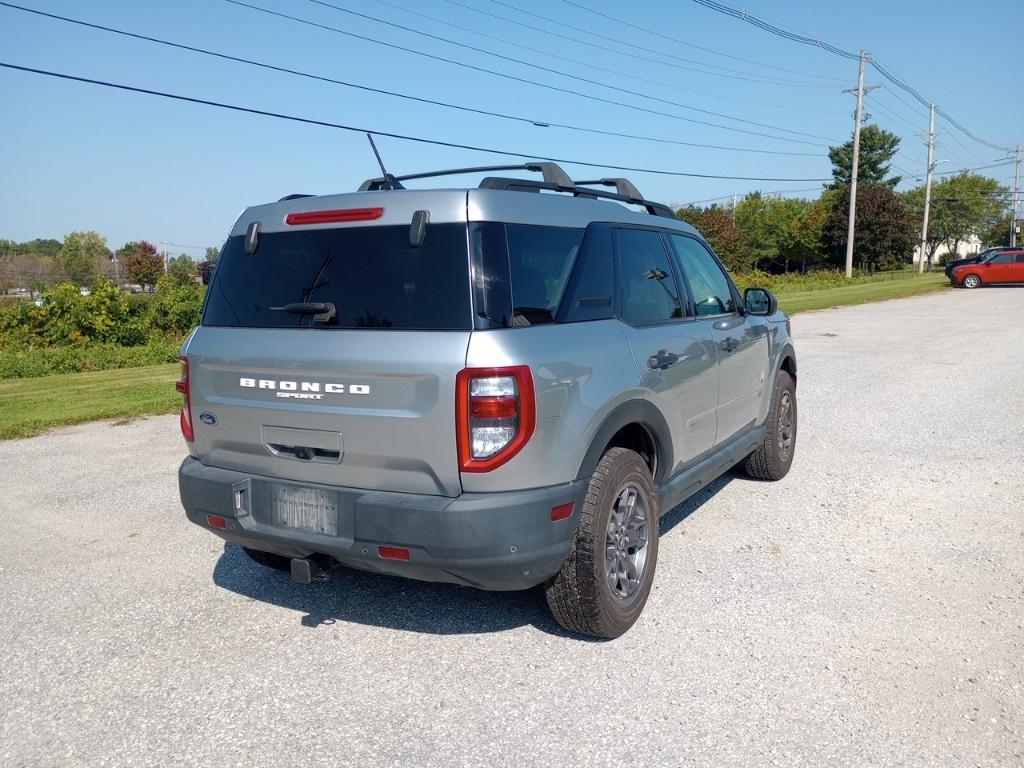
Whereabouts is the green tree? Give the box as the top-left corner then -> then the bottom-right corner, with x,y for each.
204,246 -> 220,263
120,240 -> 163,288
58,230 -> 107,285
788,192 -> 837,271
823,185 -> 916,270
733,193 -> 809,271
675,204 -> 746,272
166,254 -> 196,285
902,174 -> 1008,266
980,212 -> 1015,247
829,124 -> 902,189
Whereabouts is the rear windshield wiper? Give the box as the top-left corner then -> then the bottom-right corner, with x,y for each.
270,302 -> 336,323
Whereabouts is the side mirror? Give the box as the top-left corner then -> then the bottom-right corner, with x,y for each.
744,287 -> 777,316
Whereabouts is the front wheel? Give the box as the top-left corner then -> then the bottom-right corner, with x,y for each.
961,274 -> 981,289
545,448 -> 660,639
744,370 -> 797,481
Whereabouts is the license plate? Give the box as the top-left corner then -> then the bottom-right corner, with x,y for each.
271,484 -> 338,536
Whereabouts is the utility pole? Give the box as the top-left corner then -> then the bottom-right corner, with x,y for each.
843,50 -> 872,278
1012,143 -> 1021,248
918,105 -> 936,273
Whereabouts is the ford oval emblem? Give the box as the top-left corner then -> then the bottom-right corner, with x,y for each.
198,412 -> 218,426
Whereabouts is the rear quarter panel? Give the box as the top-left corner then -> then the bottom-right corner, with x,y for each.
461,320 -> 642,493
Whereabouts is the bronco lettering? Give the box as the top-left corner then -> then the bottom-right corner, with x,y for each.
239,377 -> 369,395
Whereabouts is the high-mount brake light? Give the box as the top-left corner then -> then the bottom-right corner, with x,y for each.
177,355 -> 194,442
285,207 -> 384,225
456,366 -> 535,472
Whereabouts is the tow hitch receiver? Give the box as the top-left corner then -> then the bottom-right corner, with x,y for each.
290,556 -> 328,584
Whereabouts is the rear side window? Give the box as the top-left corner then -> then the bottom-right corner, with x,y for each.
203,224 -> 472,330
471,223 -> 584,328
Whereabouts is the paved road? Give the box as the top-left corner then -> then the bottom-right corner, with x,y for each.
1,288 -> 1022,767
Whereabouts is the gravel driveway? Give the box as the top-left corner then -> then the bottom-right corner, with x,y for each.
1,287 -> 1021,767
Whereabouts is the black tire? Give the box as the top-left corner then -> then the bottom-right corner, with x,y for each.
544,448 -> 660,639
243,547 -> 292,572
961,273 -> 981,289
744,370 -> 797,481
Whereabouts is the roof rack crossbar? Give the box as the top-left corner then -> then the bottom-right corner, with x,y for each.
574,178 -> 644,200
359,162 -> 575,192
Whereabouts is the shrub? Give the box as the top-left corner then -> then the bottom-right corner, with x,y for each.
0,339 -> 180,379
147,276 -> 204,338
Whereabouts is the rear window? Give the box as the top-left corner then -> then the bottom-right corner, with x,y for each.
203,224 -> 472,330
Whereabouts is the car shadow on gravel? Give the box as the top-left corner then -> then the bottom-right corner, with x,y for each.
211,471 -> 737,639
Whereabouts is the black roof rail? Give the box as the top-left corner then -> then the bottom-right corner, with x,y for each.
278,193 -> 314,201
359,162 -> 575,191
573,178 -> 676,219
356,161 -> 676,219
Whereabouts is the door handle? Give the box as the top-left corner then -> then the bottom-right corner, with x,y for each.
648,350 -> 680,370
722,337 -> 738,353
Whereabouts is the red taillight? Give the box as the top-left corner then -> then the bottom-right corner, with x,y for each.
456,366 -> 535,473
207,514 -> 227,529
177,355 -> 194,442
378,546 -> 410,561
285,207 -> 384,225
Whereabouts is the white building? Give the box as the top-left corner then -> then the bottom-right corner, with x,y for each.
912,232 -> 983,266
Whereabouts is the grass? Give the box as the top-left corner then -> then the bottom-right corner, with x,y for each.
776,271 -> 949,314
0,363 -> 180,440
0,271 -> 953,440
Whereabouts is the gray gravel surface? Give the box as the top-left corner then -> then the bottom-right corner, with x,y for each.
1,287 -> 1022,767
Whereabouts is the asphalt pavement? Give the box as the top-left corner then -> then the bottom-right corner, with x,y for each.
1,286 -> 1022,767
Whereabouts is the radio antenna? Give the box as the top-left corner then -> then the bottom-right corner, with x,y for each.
366,133 -> 403,190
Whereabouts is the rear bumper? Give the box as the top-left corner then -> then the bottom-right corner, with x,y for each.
178,457 -> 587,591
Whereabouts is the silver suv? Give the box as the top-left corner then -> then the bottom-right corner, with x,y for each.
177,162 -> 797,638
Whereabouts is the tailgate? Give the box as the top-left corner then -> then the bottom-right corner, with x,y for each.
184,327 -> 469,497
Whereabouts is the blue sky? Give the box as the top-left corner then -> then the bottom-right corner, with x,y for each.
1,0 -> 1020,255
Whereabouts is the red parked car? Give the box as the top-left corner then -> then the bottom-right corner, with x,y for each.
950,249 -> 1024,288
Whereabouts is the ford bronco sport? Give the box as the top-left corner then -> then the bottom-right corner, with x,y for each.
177,162 -> 797,638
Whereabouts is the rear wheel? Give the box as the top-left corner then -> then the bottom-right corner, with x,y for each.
962,273 -> 981,289
243,547 -> 292,572
744,370 -> 797,481
545,448 -> 659,639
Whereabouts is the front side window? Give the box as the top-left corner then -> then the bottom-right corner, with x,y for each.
990,254 -> 1014,264
614,228 -> 682,325
667,234 -> 737,317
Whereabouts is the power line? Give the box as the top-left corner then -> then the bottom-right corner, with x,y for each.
682,187 -> 822,205
292,0 -> 841,143
513,0 -> 847,84
442,0 -> 845,113
934,161 -> 1015,176
0,2 -> 821,158
691,0 -> 860,59
0,61 -> 835,182
691,1 -> 1013,153
367,0 -> 844,115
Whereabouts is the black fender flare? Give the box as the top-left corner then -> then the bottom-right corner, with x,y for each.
575,400 -> 674,484
775,341 -> 797,384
